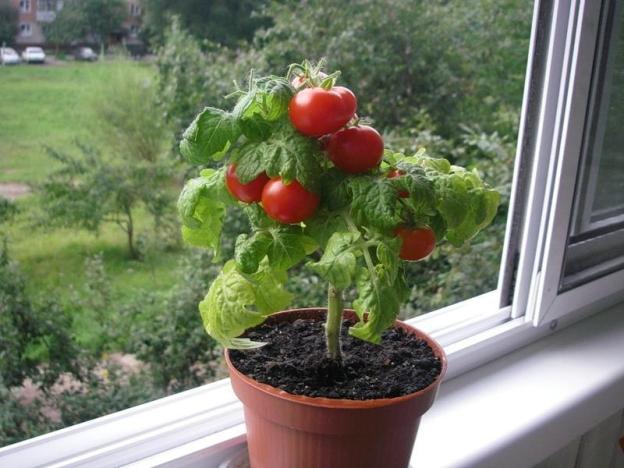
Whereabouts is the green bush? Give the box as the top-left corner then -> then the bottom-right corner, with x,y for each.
130,249 -> 221,391
0,241 -> 81,390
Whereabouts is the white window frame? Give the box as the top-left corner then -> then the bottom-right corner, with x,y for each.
19,23 -> 32,37
517,0 -> 624,326
19,0 -> 31,12
2,0 -> 624,466
37,0 -> 55,12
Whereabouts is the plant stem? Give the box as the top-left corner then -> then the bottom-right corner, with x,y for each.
343,212 -> 377,280
326,284 -> 344,362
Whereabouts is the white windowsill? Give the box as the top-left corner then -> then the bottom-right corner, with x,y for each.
1,300 -> 623,467
411,301 -> 624,468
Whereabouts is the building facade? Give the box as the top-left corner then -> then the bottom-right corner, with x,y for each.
9,0 -> 142,48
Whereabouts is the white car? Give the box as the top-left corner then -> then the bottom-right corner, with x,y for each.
0,47 -> 20,65
22,47 -> 46,64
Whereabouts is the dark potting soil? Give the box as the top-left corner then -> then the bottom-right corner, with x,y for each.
229,316 -> 442,400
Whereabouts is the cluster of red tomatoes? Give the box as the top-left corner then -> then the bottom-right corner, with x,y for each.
225,82 -> 435,261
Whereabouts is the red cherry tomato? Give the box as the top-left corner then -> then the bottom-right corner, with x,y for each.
387,169 -> 409,198
327,125 -> 384,174
261,178 -> 320,224
333,86 -> 357,118
394,226 -> 436,261
288,87 -> 357,137
225,164 -> 269,203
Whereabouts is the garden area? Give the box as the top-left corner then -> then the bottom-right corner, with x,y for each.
0,0 -> 531,447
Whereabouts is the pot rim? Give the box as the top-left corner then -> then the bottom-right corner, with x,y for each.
225,307 -> 448,410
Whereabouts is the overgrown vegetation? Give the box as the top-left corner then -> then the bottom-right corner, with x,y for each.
0,0 -> 17,45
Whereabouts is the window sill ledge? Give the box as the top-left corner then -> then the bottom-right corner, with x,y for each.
2,302 -> 623,468
411,301 -> 624,467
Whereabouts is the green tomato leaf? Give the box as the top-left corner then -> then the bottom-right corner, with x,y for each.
446,187 -> 500,246
320,169 -> 351,210
233,78 -> 293,141
235,232 -> 272,274
250,260 -> 293,314
374,235 -> 402,282
243,204 -> 279,230
349,267 -> 409,344
308,231 -> 360,290
180,107 -> 240,164
233,123 -> 324,191
181,199 -> 225,253
348,176 -> 402,231
199,260 -> 292,349
177,168 -> 232,254
434,172 -> 470,229
177,168 -> 230,228
393,163 -> 437,217
390,150 -> 499,243
235,226 -> 316,274
267,228 -> 317,271
406,153 -> 452,174
304,210 -> 349,249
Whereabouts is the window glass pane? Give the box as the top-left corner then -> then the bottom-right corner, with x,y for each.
565,0 -> 624,288
573,1 -> 624,234
0,0 -> 532,447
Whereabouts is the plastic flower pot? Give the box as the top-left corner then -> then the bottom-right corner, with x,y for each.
225,308 -> 447,468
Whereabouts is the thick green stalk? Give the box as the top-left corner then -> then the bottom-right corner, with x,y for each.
326,284 -> 344,362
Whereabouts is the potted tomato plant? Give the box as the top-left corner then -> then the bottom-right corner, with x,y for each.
177,61 -> 499,468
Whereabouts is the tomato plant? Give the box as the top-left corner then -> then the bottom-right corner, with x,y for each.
387,169 -> 409,198
225,164 -> 269,203
177,60 -> 500,361
394,226 -> 436,261
288,86 -> 357,137
261,178 -> 320,224
327,125 -> 384,174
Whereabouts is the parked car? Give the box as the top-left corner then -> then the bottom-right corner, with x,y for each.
22,47 -> 46,64
0,47 -> 20,65
73,47 -> 98,62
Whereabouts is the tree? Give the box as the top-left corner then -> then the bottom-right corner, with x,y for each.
0,0 -> 17,46
38,72 -> 174,259
42,2 -> 83,53
253,0 -> 532,136
142,0 -> 270,48
49,0 -> 126,55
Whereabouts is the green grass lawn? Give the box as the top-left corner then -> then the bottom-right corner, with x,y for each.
0,60 -> 153,183
1,59 -> 182,310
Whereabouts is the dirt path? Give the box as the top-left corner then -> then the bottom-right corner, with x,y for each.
0,183 -> 31,200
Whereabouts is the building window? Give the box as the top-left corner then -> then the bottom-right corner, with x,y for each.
129,3 -> 141,16
37,0 -> 55,12
19,0 -> 31,12
19,23 -> 32,37
129,24 -> 139,37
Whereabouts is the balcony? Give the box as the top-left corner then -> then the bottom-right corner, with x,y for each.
36,11 -> 56,22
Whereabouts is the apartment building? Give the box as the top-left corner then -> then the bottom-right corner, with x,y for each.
10,0 -> 142,48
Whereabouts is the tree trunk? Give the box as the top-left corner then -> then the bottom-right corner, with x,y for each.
125,207 -> 139,260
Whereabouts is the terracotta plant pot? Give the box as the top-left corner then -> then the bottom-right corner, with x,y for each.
225,308 -> 448,468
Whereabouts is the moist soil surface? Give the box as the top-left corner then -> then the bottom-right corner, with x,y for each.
230,315 -> 442,400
